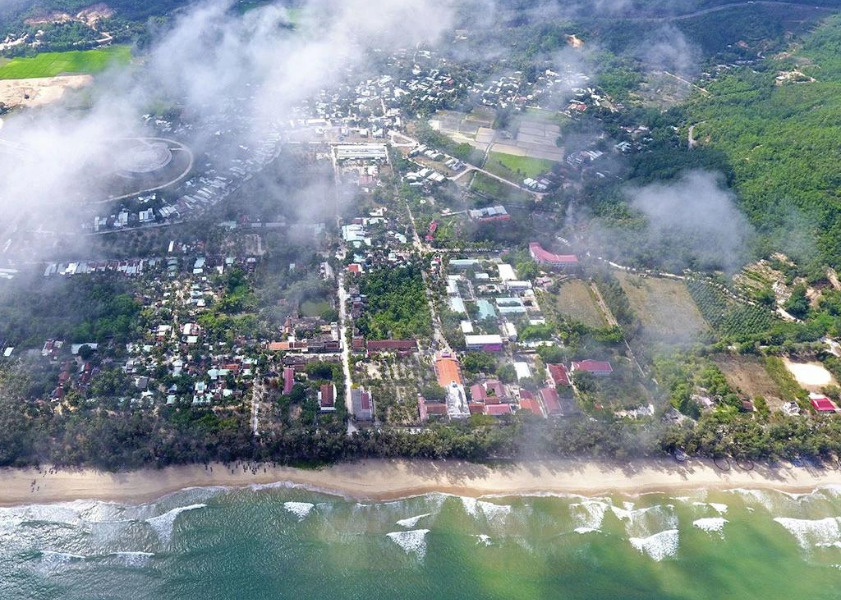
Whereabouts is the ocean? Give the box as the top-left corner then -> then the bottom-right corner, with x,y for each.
3,483 -> 841,599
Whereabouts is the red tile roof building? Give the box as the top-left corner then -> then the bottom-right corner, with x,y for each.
539,387 -> 563,416
367,339 -> 418,353
547,363 -> 570,387
519,390 -> 545,418
571,360 -> 614,376
529,242 -> 578,267
435,357 -> 463,387
470,383 -> 488,403
811,395 -> 838,413
485,404 -> 513,416
319,383 -> 336,411
283,367 -> 296,395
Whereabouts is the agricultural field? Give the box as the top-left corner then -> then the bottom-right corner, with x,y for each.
687,280 -> 775,341
615,273 -> 708,344
485,152 -> 555,180
0,47 -> 131,80
714,355 -> 787,411
549,280 -> 606,328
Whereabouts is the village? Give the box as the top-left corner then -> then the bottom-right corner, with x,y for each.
3,29 -> 841,453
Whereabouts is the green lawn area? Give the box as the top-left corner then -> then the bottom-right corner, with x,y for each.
485,152 -> 556,179
471,172 -> 534,203
522,107 -> 568,126
300,299 -> 331,318
0,46 -> 131,80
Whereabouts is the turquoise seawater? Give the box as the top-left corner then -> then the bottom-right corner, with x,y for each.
4,482 -> 841,599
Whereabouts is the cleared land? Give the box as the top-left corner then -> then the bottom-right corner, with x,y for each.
0,46 -> 130,80
783,359 -> 838,393
714,355 -> 786,410
551,280 -> 606,328
485,151 -> 555,179
616,273 -> 707,343
0,74 -> 92,108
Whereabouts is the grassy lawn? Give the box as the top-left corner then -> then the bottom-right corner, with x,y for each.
552,280 -> 606,328
522,107 -> 568,126
485,151 -> 556,180
300,299 -> 331,318
0,46 -> 131,80
470,172 -> 533,204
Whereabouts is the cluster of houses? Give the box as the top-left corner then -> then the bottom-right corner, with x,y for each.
418,351 -> 614,421
444,256 -> 547,351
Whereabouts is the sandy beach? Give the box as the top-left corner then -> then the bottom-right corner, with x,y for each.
2,458 -> 841,507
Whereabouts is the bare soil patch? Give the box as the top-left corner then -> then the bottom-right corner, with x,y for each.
715,355 -> 786,410
0,74 -> 92,109
783,358 -> 837,392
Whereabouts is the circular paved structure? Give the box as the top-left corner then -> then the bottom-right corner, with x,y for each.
115,140 -> 173,177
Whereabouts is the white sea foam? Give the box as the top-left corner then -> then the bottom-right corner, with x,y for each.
693,518 -> 728,534
146,503 -> 206,543
629,529 -> 679,561
37,550 -> 87,568
386,529 -> 429,560
692,502 -> 728,515
774,517 -> 841,551
574,527 -> 600,534
728,489 -> 777,512
475,534 -> 492,546
460,497 -> 511,521
478,500 -> 511,521
610,504 -> 654,522
283,502 -> 314,521
709,503 -> 728,514
569,500 -> 608,532
111,551 -> 154,567
396,513 -> 432,528
461,497 -> 478,518
612,503 -> 677,539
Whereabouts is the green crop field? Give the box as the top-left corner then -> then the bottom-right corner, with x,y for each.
0,46 -> 131,80
486,152 -> 555,179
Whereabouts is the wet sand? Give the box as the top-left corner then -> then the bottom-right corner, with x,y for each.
3,458 -> 841,507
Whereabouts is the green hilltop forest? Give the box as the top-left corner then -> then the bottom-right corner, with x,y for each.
687,14 -> 841,271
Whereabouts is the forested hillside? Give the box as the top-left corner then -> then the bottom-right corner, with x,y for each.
688,14 -> 841,270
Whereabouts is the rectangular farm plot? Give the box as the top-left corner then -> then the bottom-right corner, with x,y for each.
0,47 -> 131,80
616,273 -> 708,343
552,280 -> 606,328
714,355 -> 787,411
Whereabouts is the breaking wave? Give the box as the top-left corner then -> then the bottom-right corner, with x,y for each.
629,529 -> 679,561
569,500 -> 608,532
283,502 -> 315,521
386,529 -> 430,560
146,504 -> 207,543
396,513 -> 432,528
693,517 -> 728,534
774,517 -> 841,551
461,497 -> 511,521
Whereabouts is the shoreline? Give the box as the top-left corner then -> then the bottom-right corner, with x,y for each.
2,458 -> 841,507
